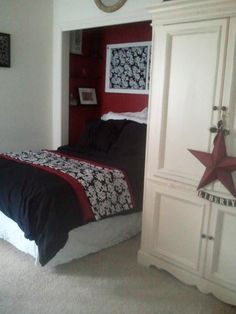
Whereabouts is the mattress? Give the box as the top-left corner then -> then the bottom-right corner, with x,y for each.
0,210 -> 141,267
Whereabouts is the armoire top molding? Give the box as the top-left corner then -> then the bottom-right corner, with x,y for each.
148,0 -> 236,25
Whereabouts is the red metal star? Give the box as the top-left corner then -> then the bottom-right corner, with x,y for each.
188,130 -> 236,198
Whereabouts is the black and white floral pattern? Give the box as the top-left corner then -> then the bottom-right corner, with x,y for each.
4,151 -> 133,220
0,33 -> 10,67
106,42 -> 151,93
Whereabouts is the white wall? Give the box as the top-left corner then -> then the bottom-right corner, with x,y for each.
54,0 -> 161,30
0,0 -> 53,152
52,0 -> 161,148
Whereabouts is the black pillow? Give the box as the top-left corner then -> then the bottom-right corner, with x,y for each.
77,119 -> 127,152
108,121 -> 147,157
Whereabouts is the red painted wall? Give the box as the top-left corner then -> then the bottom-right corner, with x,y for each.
69,21 -> 152,144
69,29 -> 101,144
69,29 -> 102,100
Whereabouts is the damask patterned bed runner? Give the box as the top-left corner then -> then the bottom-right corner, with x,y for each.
2,150 -> 134,220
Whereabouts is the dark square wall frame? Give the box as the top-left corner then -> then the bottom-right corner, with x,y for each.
0,33 -> 10,68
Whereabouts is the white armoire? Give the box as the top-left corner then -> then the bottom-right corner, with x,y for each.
138,0 -> 236,306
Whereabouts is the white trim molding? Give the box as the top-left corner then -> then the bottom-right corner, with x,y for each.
58,10 -> 152,33
148,0 -> 236,25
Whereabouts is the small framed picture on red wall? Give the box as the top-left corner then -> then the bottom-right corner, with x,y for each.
78,87 -> 98,105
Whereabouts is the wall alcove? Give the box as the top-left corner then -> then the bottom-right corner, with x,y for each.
68,21 -> 152,145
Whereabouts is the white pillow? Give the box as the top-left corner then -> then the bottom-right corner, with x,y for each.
101,107 -> 148,124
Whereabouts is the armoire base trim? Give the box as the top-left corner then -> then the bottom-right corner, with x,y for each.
138,250 -> 236,306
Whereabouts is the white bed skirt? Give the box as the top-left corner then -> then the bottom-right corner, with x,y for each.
0,211 -> 141,267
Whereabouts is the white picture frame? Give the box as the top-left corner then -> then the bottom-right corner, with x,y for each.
70,30 -> 82,55
105,41 -> 151,94
78,88 -> 97,105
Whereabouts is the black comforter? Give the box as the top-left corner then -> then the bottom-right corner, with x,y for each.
0,119 -> 146,266
0,157 -> 85,266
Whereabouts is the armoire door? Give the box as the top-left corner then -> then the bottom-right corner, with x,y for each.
212,16 -> 236,195
146,18 -> 228,187
142,181 -> 210,275
204,204 -> 236,292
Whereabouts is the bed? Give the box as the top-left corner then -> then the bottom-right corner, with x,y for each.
0,109 -> 147,267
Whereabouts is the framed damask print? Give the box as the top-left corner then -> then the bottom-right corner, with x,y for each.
105,41 -> 151,94
0,33 -> 10,67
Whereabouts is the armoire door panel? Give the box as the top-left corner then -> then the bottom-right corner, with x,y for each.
205,205 -> 236,291
147,19 -> 228,185
164,29 -> 221,176
149,185 -> 209,275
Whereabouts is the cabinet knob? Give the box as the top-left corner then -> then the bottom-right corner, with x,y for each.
208,236 -> 214,240
209,126 -> 217,133
212,106 -> 218,111
201,234 -> 207,239
223,129 -> 230,136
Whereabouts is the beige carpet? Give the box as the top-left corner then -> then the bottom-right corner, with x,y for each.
0,235 -> 235,314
